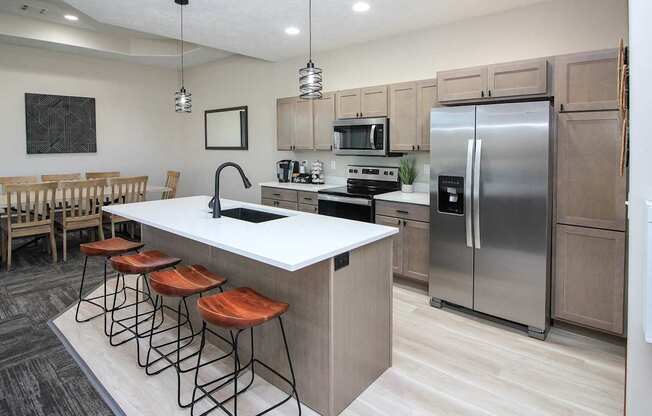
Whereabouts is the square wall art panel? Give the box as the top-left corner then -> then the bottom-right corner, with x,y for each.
25,93 -> 97,154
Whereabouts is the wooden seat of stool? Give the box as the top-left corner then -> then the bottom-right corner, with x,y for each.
110,250 -> 181,274
149,265 -> 226,297
80,237 -> 144,257
197,287 -> 289,330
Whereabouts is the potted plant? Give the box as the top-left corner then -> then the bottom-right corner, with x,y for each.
399,158 -> 417,193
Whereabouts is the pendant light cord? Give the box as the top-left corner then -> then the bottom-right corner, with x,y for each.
308,0 -> 312,62
180,2 -> 185,88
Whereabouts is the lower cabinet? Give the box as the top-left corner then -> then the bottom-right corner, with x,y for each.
261,187 -> 318,213
375,201 -> 430,283
553,224 -> 626,335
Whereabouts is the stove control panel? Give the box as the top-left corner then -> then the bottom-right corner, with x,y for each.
347,165 -> 399,182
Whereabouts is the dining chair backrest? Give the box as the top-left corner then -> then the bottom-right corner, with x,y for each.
5,182 -> 57,228
162,171 -> 181,199
0,176 -> 38,194
42,173 -> 81,182
107,176 -> 148,206
59,179 -> 106,222
86,171 -> 120,180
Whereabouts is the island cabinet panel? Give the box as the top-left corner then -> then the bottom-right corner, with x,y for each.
556,111 -> 626,231
336,88 -> 361,119
555,49 -> 619,112
389,82 -> 418,152
375,215 -> 403,274
487,58 -> 548,98
553,224 -> 625,335
143,225 -> 393,416
416,79 -> 437,151
437,66 -> 488,102
293,99 -> 314,150
299,203 -> 318,213
313,92 -> 335,150
276,97 -> 295,150
298,191 -> 318,205
360,85 -> 388,117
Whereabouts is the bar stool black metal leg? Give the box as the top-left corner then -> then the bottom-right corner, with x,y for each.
279,316 -> 302,415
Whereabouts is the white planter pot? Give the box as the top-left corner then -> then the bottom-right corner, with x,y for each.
401,184 -> 415,193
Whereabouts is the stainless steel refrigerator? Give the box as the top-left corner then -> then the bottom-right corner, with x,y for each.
429,101 -> 552,339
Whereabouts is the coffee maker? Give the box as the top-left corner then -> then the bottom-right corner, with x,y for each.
277,160 -> 299,182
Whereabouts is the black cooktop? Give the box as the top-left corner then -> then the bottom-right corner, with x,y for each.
319,180 -> 400,199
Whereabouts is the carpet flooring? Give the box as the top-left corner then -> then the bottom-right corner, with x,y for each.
0,236 -> 114,416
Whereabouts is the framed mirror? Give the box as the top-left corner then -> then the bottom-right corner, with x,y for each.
204,106 -> 248,150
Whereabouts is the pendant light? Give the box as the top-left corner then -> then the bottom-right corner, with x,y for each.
174,0 -> 192,113
299,0 -> 322,99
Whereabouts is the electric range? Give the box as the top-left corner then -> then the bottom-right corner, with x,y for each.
318,165 -> 400,222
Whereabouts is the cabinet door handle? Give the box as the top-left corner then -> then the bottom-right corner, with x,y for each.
403,220 -> 407,226
396,219 -> 401,226
303,197 -> 312,201
488,89 -> 492,97
272,193 -> 281,196
560,103 -> 565,112
417,145 -> 420,150
481,90 -> 485,98
396,210 -> 409,214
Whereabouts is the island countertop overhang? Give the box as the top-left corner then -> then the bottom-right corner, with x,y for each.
103,195 -> 398,272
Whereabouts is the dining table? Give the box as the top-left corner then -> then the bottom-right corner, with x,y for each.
0,185 -> 171,210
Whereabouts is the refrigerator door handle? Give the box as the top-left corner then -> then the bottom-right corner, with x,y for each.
465,139 -> 474,248
473,139 -> 482,249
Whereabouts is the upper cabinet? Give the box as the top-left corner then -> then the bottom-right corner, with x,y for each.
416,79 -> 437,152
388,79 -> 437,152
437,67 -> 487,102
276,97 -> 295,151
487,59 -> 548,98
313,92 -> 335,150
389,82 -> 418,152
555,49 -> 619,112
293,99 -> 314,150
556,111 -> 626,231
437,58 -> 548,103
336,85 -> 388,119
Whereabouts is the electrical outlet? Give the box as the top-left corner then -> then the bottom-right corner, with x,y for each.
331,160 -> 336,170
424,164 -> 430,176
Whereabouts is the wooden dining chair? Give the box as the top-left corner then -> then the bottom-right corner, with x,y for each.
105,176 -> 148,239
1,182 -> 58,271
86,171 -> 120,180
162,171 -> 180,199
42,173 -> 81,182
0,176 -> 38,194
56,179 -> 106,261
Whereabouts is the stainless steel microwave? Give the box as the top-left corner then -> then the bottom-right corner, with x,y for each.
333,117 -> 389,156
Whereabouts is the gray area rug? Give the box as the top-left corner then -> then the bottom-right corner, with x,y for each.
0,236 -> 113,416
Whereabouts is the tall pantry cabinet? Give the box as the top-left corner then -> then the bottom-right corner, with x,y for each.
552,49 -> 628,335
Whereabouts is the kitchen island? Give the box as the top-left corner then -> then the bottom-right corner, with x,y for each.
103,196 -> 397,416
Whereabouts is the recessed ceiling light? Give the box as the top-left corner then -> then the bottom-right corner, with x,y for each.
285,26 -> 300,36
64,14 -> 79,21
352,2 -> 370,12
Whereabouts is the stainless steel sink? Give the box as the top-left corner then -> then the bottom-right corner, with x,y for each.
220,207 -> 287,223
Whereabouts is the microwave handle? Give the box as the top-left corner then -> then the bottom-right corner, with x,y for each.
369,125 -> 377,150
333,131 -> 341,150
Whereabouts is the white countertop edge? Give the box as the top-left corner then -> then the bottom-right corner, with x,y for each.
374,191 -> 430,206
103,198 -> 398,272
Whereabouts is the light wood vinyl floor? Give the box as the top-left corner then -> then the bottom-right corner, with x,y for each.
342,285 -> 626,416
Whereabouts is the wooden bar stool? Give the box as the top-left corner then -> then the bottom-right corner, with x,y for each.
191,287 -> 301,416
145,265 -> 235,408
108,250 -> 181,358
76,237 -> 145,336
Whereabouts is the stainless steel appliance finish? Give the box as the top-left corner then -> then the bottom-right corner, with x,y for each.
429,101 -> 552,338
333,117 -> 389,156
318,165 -> 399,222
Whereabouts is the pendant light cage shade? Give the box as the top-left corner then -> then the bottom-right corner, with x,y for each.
174,0 -> 191,113
299,61 -> 323,100
175,87 -> 192,113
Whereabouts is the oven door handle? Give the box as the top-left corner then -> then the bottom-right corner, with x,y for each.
318,194 -> 372,206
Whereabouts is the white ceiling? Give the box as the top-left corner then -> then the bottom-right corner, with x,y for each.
63,0 -> 552,62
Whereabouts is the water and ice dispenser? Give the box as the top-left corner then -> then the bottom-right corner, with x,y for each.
438,176 -> 464,215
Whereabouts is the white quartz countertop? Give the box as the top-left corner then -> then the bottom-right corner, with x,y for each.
375,191 -> 430,206
259,182 -> 341,192
103,196 -> 398,272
